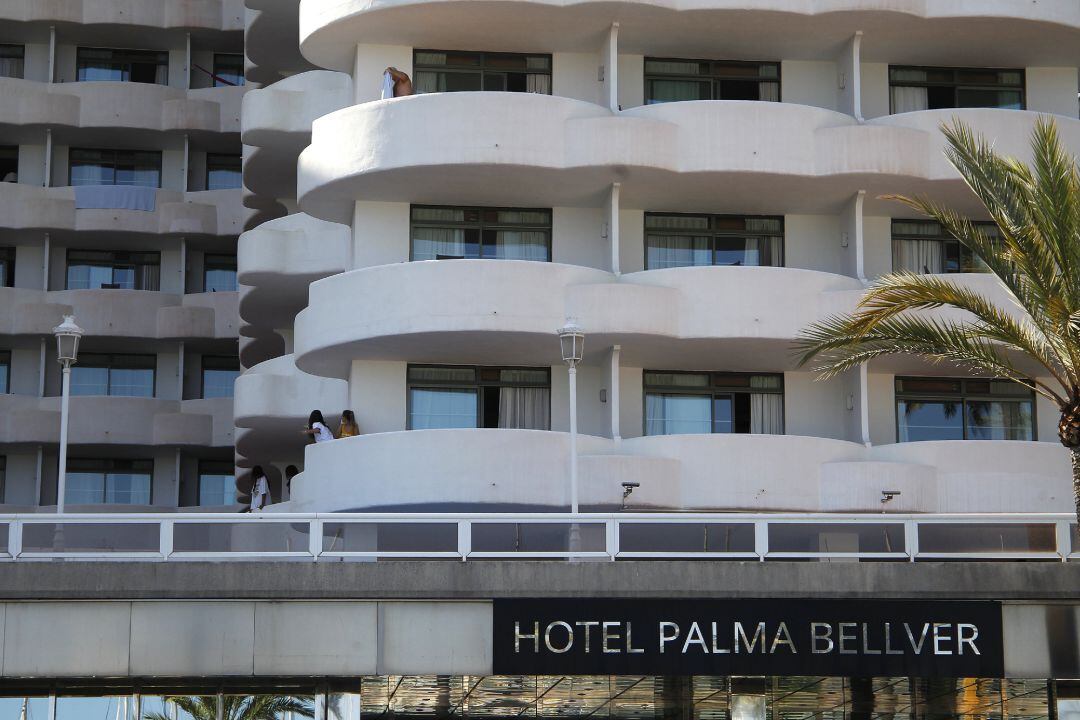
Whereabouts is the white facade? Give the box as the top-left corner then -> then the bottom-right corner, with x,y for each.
235,0 -> 1080,515
0,2 -> 244,510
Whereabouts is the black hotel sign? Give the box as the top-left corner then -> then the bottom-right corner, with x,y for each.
493,599 -> 1004,677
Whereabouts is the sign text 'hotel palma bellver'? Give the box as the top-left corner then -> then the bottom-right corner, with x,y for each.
493,599 -> 1005,677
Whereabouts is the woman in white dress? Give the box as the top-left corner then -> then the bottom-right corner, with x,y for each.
248,465 -> 270,512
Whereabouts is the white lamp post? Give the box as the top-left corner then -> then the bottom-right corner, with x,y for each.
558,320 -> 585,514
53,315 -> 83,514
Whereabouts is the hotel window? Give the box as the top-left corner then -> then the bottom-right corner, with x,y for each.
644,372 -> 784,436
0,351 -> 9,394
198,460 -> 235,506
212,53 -> 244,87
645,214 -> 783,269
202,356 -> 239,399
892,219 -> 998,274
1,145 -> 18,183
889,66 -> 1024,113
407,365 -> 551,430
896,377 -> 1034,442
76,47 -> 168,84
204,254 -> 237,292
410,206 -> 552,261
0,44 -> 24,79
413,51 -> 552,94
206,154 -> 242,190
0,246 -> 13,286
65,458 -> 152,505
0,456 -> 5,502
66,250 -> 160,290
69,148 -> 161,188
645,59 -> 779,104
70,353 -> 155,397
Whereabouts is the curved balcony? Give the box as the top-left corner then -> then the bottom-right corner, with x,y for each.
238,322 -> 286,368
234,353 -> 348,463
298,0 -> 1080,72
238,213 -> 350,329
0,185 -> 243,236
242,71 -> 351,200
0,79 -> 244,135
246,1 -> 317,86
292,260 -> 862,378
2,0 -> 244,32
0,395 -> 233,448
289,429 -> 1071,514
0,288 -> 238,340
299,95 -> 1077,224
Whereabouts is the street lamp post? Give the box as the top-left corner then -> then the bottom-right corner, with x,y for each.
53,315 -> 83,514
558,320 -> 585,514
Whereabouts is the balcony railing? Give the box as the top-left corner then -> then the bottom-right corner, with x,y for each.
0,512 -> 1076,562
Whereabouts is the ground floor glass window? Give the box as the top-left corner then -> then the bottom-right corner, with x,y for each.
644,371 -> 784,435
407,365 -> 550,430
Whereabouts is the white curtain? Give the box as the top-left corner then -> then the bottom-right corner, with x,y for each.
414,228 -> 466,260
139,262 -> 160,291
646,235 -> 711,269
649,79 -> 703,102
759,82 -> 779,102
414,71 -> 439,94
526,74 -> 551,95
498,387 -> 550,430
891,86 -> 928,113
0,58 -> 23,79
153,64 -> 167,85
645,394 -> 711,435
750,393 -> 784,434
409,388 -> 477,429
892,239 -> 943,274
744,237 -> 782,267
494,230 -> 548,260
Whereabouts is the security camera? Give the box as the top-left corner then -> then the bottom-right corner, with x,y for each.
881,490 -> 901,504
621,482 -> 640,508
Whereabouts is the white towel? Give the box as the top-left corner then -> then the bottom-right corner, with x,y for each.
74,184 -> 157,211
381,71 -> 395,100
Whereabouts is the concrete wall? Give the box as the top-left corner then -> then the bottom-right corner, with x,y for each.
1026,67 -> 1080,118
552,206 -> 606,270
859,62 -> 890,120
0,600 -> 491,678
553,51 -> 603,106
780,60 -> 838,111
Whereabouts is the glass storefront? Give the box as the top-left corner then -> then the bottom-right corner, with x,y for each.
0,677 -> 1063,720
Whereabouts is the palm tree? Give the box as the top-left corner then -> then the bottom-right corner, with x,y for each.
794,117 -> 1080,524
143,695 -> 314,720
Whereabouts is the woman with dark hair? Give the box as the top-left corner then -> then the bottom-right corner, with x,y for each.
338,409 -> 360,438
303,410 -> 335,443
248,465 -> 269,512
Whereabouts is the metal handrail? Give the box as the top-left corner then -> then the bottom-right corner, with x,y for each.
0,512 -> 1075,563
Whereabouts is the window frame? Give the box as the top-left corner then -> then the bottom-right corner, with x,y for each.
409,205 -> 553,262
0,44 -> 25,80
894,376 -> 1036,442
891,219 -> 999,274
406,363 -> 551,430
412,50 -> 553,95
64,457 -> 154,505
203,253 -> 238,292
644,58 -> 781,104
205,153 -> 242,191
200,355 -> 240,399
0,350 -> 10,395
75,46 -> 169,84
211,53 -> 244,87
70,352 -> 157,398
65,249 -> 161,291
643,212 -> 785,269
197,460 -> 236,507
0,246 -> 14,287
888,65 -> 1025,112
68,147 -> 162,188
642,370 -> 785,436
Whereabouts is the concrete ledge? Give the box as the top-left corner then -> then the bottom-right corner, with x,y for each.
0,561 -> 1078,601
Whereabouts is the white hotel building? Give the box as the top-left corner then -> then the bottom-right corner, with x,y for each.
0,0 -> 1080,717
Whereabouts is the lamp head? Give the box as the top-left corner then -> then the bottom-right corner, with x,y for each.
557,319 -> 585,366
53,315 -> 84,364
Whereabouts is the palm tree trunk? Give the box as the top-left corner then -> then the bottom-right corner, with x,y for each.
1072,448 -> 1080,527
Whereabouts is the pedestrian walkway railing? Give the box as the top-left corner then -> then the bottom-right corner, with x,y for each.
0,512 -> 1076,562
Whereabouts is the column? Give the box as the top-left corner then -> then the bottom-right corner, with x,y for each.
607,183 -> 621,274
609,345 -> 621,441
837,31 -> 864,121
